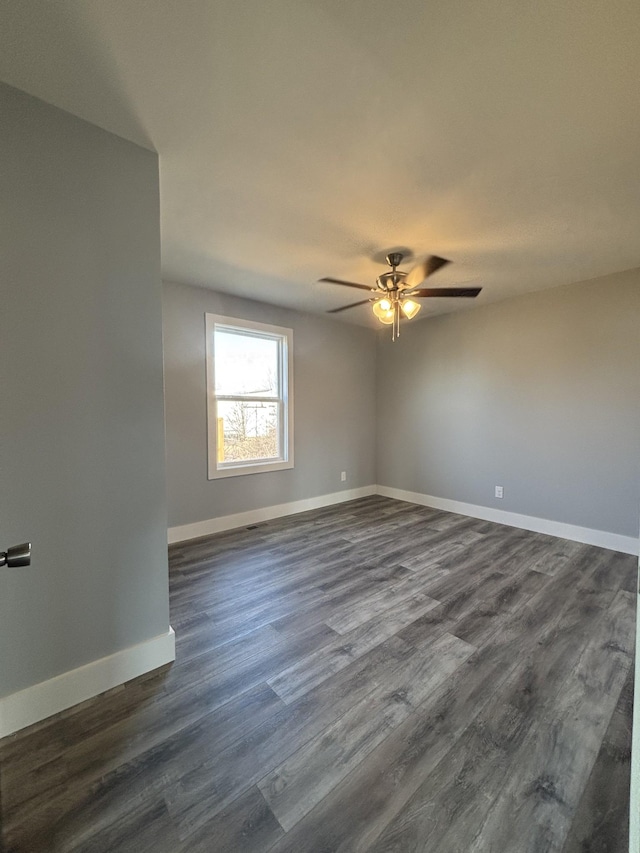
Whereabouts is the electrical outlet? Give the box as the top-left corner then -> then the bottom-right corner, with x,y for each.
495,485 -> 504,499
341,471 -> 347,482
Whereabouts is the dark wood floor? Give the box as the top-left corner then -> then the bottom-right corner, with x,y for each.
1,497 -> 636,852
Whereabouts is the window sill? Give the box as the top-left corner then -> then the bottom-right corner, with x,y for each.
208,458 -> 294,480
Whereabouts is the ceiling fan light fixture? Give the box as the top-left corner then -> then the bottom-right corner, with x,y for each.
400,298 -> 421,320
372,298 -> 393,323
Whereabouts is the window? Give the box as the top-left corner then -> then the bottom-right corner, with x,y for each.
206,314 -> 293,479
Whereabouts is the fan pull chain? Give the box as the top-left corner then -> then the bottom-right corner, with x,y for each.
392,300 -> 400,341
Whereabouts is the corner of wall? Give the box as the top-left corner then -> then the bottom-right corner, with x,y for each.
0,628 -> 175,739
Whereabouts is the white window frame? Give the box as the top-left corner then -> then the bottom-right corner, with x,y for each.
206,313 -> 294,479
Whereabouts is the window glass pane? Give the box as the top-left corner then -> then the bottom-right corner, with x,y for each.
216,400 -> 280,463
214,330 -> 279,396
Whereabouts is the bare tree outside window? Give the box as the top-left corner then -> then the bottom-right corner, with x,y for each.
218,400 -> 279,462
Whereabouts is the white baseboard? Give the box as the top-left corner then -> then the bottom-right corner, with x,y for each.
168,485 -> 378,544
0,628 -> 176,739
168,483 -> 638,555
376,485 -> 639,556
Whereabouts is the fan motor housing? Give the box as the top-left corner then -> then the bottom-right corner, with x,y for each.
377,270 -> 408,291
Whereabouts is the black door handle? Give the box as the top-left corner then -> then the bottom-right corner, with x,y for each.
0,542 -> 31,567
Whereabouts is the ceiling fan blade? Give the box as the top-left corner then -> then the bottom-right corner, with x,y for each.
326,299 -> 371,314
409,287 -> 482,298
404,255 -> 451,288
319,277 -> 372,292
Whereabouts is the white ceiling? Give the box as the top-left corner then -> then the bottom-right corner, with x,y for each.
1,0 -> 639,326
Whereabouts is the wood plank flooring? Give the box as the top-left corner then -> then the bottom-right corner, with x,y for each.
0,496 -> 636,852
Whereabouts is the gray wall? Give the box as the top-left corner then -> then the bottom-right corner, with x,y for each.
163,281 -> 377,528
0,84 -> 170,698
376,269 -> 640,538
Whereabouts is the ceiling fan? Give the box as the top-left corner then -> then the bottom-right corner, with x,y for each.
319,252 -> 482,340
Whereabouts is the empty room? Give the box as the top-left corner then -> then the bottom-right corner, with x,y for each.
1,2 -> 639,852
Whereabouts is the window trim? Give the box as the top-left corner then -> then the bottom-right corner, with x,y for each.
205,313 -> 294,479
